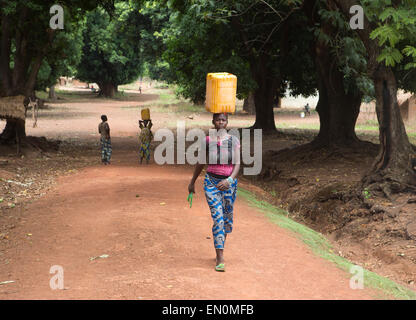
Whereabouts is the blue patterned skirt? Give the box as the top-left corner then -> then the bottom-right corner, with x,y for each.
100,137 -> 112,163
203,173 -> 238,249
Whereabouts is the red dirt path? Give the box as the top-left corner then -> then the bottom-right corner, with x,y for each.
0,149 -> 381,300
0,86 -> 386,299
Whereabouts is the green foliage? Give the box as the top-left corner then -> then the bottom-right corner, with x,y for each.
363,0 -> 416,71
370,25 -> 403,48
376,47 -> 403,67
151,3 -> 256,103
36,18 -> 84,90
76,1 -> 149,89
138,3 -> 173,82
0,0 -> 115,96
317,2 -> 374,99
151,0 -> 319,103
362,188 -> 372,199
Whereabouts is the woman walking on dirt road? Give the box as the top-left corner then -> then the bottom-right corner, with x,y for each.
138,119 -> 153,164
188,113 -> 240,272
98,115 -> 112,165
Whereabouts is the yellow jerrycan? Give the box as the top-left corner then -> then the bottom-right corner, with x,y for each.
141,108 -> 150,120
205,73 -> 237,113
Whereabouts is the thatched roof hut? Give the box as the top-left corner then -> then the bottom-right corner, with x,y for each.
0,95 -> 26,120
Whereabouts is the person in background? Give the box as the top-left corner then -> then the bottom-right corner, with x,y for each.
138,119 -> 153,164
98,115 -> 112,165
304,103 -> 311,116
188,112 -> 240,272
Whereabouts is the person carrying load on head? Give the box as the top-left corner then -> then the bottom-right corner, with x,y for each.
188,112 -> 240,272
138,108 -> 153,164
188,73 -> 240,272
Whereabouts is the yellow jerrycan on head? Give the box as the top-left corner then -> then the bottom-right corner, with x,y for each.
205,73 -> 237,114
141,108 -> 150,120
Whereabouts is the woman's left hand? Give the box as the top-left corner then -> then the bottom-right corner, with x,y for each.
217,179 -> 230,191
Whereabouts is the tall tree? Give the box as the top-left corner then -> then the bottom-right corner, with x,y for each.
0,0 -> 114,142
304,0 -> 372,147
161,0 -> 317,133
35,19 -> 85,98
332,0 -> 416,195
205,0 -> 303,133
76,1 -> 149,97
158,7 -> 256,104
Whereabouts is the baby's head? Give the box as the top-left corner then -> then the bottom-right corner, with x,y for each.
101,115 -> 108,122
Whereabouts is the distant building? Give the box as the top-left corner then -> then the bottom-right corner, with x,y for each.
357,91 -> 416,124
399,94 -> 416,123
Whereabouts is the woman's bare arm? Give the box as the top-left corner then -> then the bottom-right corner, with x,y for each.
229,163 -> 240,180
188,164 -> 205,193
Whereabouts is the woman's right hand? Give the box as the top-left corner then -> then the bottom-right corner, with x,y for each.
188,182 -> 195,194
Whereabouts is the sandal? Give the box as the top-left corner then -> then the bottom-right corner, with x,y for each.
215,263 -> 225,272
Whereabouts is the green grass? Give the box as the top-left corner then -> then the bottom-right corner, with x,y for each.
238,187 -> 416,300
356,124 -> 379,131
276,122 -> 380,132
35,91 -> 49,100
276,123 -> 320,130
158,92 -> 181,104
275,108 -> 318,116
175,103 -> 203,113
165,119 -> 254,129
121,102 -> 202,113
118,83 -> 140,91
53,90 -> 91,100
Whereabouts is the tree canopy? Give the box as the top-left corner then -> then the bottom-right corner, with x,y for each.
1,0 -> 416,193
0,0 -> 114,140
36,18 -> 84,92
76,1 -> 150,97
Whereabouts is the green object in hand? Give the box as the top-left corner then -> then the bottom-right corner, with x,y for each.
187,192 -> 193,208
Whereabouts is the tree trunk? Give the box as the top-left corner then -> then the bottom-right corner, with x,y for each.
273,96 -> 281,108
49,85 -> 56,100
330,0 -> 416,193
313,40 -> 362,147
0,118 -> 26,144
230,16 -> 278,134
0,23 -> 53,144
0,13 -> 12,95
243,92 -> 255,115
98,82 -> 117,98
252,80 -> 277,134
362,66 -> 416,195
250,57 -> 278,134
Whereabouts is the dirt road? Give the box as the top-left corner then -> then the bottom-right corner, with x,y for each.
0,86 -> 386,299
0,147 -> 380,300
